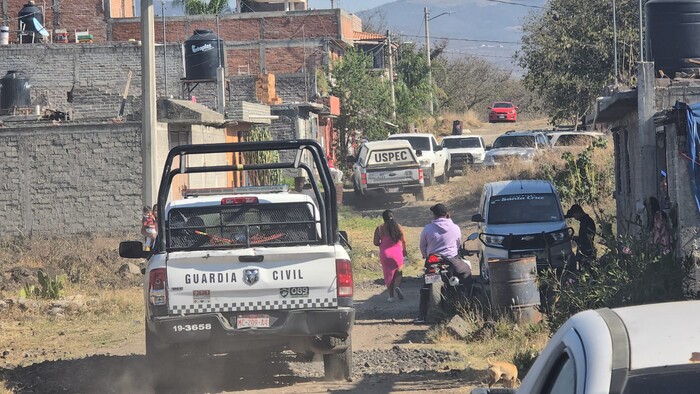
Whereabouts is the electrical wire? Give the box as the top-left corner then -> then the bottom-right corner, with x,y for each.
401,33 -> 521,45
482,0 -> 545,9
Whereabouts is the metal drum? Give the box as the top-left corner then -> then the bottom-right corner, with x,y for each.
488,256 -> 542,324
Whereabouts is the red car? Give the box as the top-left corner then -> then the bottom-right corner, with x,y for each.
488,102 -> 518,123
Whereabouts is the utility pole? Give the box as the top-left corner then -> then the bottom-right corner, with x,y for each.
424,7 -> 433,115
141,0 -> 158,208
162,0 -> 168,97
387,30 -> 396,121
639,0 -> 644,61
613,0 -> 618,84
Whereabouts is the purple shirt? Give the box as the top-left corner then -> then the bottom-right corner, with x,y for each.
419,218 -> 462,258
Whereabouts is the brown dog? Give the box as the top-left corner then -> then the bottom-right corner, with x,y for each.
486,357 -> 519,388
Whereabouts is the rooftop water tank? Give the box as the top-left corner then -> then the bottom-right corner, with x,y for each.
184,29 -> 225,80
18,1 -> 45,43
0,71 -> 32,114
646,0 -> 700,77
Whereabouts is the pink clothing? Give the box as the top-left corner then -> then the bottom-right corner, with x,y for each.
379,233 -> 404,288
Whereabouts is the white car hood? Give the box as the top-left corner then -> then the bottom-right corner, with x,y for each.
486,147 -> 536,157
484,221 -> 567,235
448,147 -> 484,155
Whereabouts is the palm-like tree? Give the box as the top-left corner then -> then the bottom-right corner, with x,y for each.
173,0 -> 229,15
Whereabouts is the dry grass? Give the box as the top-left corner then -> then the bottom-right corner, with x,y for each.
415,110 -> 483,137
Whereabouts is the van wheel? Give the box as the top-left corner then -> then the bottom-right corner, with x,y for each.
415,188 -> 425,201
323,335 -> 352,381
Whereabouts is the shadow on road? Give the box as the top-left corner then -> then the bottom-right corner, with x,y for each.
0,353 -> 315,394
329,368 -> 486,393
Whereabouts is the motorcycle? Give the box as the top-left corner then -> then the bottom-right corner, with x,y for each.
421,234 -> 481,319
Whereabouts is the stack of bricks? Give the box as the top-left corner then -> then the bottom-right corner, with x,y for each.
255,73 -> 282,105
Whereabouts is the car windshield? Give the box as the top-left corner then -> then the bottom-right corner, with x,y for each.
622,365 -> 700,394
488,193 -> 562,224
554,134 -> 600,146
390,136 -> 431,151
492,135 -> 536,148
442,138 -> 481,149
493,103 -> 513,108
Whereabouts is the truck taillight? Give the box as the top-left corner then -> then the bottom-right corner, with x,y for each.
149,268 -> 168,306
360,173 -> 367,185
336,259 -> 354,298
418,168 -> 424,181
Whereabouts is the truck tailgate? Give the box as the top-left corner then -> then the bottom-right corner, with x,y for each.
366,167 -> 420,184
166,245 -> 338,315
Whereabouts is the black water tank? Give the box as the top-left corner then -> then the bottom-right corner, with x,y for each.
18,1 -> 44,43
0,70 -> 32,113
647,0 -> 700,77
184,29 -> 226,80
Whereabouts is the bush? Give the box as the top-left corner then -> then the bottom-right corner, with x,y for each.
541,232 -> 695,332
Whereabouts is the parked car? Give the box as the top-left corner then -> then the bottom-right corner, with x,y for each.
482,130 -> 551,166
387,133 -> 451,185
351,140 -> 425,201
471,180 -> 572,282
472,300 -> 700,394
547,131 -> 607,150
441,135 -> 486,175
488,102 -> 518,123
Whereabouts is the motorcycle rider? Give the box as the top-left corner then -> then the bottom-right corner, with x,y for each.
414,203 -> 472,324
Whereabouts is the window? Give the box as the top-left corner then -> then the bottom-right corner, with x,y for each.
390,136 -> 431,151
493,102 -> 513,108
442,138 -> 481,149
488,193 -> 563,224
543,352 -> 576,394
492,135 -> 536,149
357,146 -> 368,166
431,137 -> 439,151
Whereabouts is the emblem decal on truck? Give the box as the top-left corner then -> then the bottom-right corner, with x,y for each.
243,269 -> 260,285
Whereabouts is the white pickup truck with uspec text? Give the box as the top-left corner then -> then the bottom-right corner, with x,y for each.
119,141 -> 354,386
351,140 -> 425,201
387,133 -> 451,186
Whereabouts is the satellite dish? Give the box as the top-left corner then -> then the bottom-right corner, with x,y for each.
32,18 -> 49,37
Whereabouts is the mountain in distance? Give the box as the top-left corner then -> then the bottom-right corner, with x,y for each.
359,0 -> 547,74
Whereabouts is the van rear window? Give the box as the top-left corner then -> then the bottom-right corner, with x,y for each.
488,194 -> 562,224
166,202 -> 320,250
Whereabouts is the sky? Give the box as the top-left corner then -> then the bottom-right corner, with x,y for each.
306,0 -> 393,13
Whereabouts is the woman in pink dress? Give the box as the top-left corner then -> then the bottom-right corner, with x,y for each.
374,210 -> 407,301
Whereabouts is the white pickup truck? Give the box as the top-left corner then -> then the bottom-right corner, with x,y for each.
351,140 -> 425,201
387,133 -> 451,185
119,140 -> 354,385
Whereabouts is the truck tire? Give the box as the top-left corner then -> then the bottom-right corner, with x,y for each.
425,165 -> 435,186
480,257 -> 490,284
415,187 -> 425,201
428,280 -> 445,319
323,335 -> 352,381
438,162 -> 450,184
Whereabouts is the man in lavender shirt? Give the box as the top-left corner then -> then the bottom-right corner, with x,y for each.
415,204 -> 472,324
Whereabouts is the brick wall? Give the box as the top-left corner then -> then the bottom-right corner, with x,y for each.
0,121 -> 143,236
0,43 -> 183,119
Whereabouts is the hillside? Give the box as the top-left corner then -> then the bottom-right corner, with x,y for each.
360,0 -> 547,72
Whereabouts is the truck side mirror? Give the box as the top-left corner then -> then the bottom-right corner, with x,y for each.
119,241 -> 150,259
471,214 -> 484,223
416,149 -> 423,157
435,145 -> 443,151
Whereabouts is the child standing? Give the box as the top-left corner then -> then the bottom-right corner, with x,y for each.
141,206 -> 158,251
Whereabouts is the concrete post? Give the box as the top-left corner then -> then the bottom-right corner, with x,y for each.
217,66 -> 226,114
387,30 -> 396,121
637,61 -> 656,219
142,0 -> 158,208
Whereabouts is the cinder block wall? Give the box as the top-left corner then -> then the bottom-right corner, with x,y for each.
0,122 -> 143,236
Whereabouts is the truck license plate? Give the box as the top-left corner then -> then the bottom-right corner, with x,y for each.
236,314 -> 270,328
498,115 -> 505,119
387,187 -> 400,193
424,273 -> 441,284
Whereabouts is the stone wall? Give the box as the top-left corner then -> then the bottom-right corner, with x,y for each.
0,121 -> 143,236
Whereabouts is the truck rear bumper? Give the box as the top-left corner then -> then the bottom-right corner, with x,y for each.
150,307 -> 355,348
363,184 -> 423,195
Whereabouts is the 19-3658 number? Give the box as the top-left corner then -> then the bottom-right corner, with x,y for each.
172,323 -> 212,332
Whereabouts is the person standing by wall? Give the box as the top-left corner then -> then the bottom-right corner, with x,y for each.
374,210 -> 407,302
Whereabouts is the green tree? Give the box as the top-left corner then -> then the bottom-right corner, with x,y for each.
174,0 -> 228,14
329,49 -> 392,158
518,0 -> 642,124
394,43 -> 432,129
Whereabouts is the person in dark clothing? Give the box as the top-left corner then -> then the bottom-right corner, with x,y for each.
565,204 -> 596,270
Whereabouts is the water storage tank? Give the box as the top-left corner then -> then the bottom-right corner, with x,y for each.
18,1 -> 44,43
184,29 -> 225,80
0,71 -> 32,114
647,0 -> 700,77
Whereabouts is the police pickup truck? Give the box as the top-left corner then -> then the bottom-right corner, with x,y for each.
387,133 -> 451,186
119,140 -> 354,385
351,140 -> 425,202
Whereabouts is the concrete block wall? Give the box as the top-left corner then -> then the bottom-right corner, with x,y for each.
0,43 -> 183,119
275,72 -> 316,103
0,122 -> 143,236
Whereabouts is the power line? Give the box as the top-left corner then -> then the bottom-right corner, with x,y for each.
400,34 -> 521,45
482,0 -> 545,9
